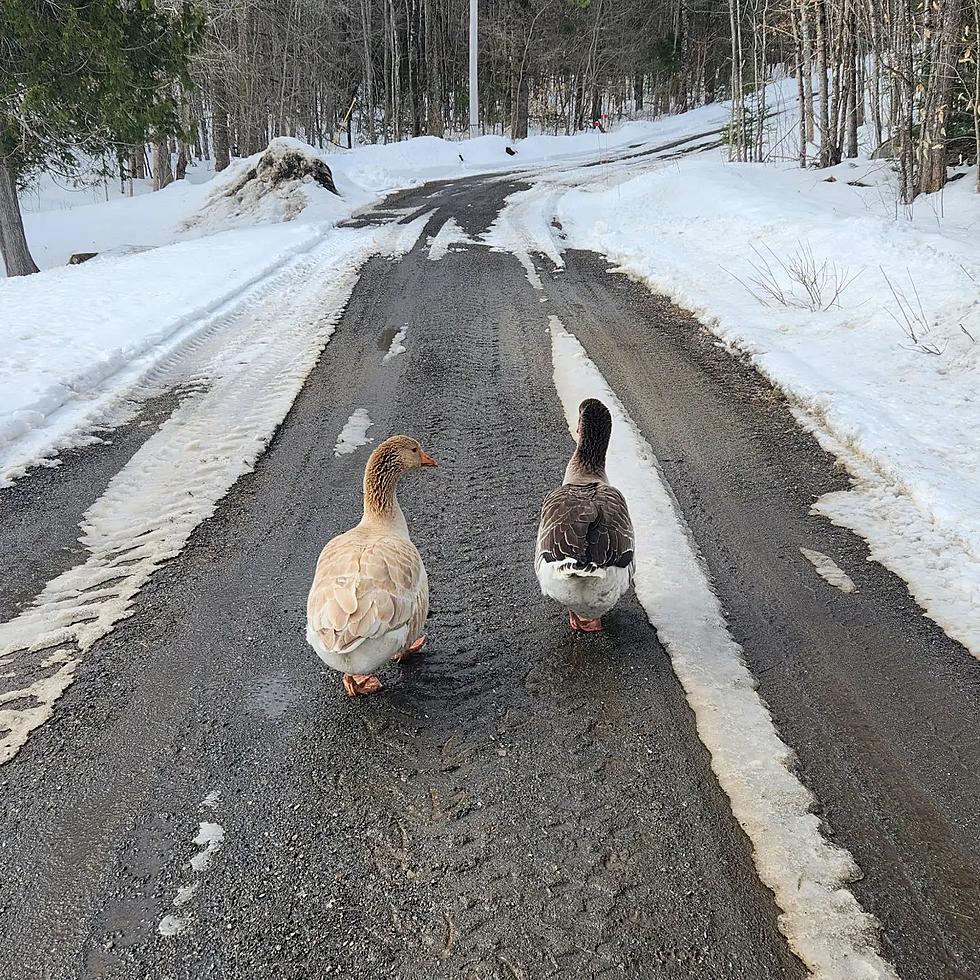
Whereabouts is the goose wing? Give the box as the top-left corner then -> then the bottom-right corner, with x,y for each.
537,483 -> 634,571
307,531 -> 427,654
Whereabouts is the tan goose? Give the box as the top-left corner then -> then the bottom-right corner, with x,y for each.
535,398 -> 634,632
306,435 -> 437,696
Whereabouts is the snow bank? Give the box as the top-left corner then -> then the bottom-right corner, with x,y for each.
181,138 -> 351,235
0,222 -> 323,483
17,108 -> 729,271
548,314 -> 897,980
556,152 -> 980,656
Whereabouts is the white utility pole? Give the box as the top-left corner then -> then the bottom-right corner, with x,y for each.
468,0 -> 479,135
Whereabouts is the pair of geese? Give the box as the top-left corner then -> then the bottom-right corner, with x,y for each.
306,399 -> 634,695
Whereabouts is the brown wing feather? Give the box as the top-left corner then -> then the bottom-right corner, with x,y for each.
537,483 -> 634,570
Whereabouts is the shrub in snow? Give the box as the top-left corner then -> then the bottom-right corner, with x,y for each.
736,242 -> 858,312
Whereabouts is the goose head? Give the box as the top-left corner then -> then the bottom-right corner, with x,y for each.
567,398 -> 612,483
363,435 -> 437,522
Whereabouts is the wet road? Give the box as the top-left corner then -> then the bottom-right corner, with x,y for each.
1,156 -> 979,980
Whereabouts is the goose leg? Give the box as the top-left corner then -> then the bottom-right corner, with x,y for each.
343,673 -> 383,696
393,635 -> 427,664
569,610 -> 604,633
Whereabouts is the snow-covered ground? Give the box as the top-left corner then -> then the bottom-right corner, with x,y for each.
479,93 -> 980,663
2,120 -> 706,486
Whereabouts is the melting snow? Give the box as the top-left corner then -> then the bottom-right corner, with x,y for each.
334,409 -> 374,456
800,547 -> 857,594
427,217 -> 472,260
157,914 -> 189,937
199,788 -> 221,811
547,314 -> 897,980
382,326 -> 408,362
159,793 -> 226,938
189,821 -> 225,873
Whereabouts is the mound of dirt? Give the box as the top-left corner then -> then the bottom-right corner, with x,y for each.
182,139 -> 340,233
225,143 -> 338,198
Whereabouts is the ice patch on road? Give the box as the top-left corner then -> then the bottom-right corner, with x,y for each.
378,209 -> 434,258
334,409 -> 374,456
159,793 -> 226,938
427,218 -> 472,260
382,325 -> 408,362
0,227 -> 379,766
800,547 -> 857,594
189,821 -> 225,873
547,314 -> 897,980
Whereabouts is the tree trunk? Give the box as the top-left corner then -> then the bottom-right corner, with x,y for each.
814,0 -> 836,166
213,80 -> 231,172
176,142 -> 189,181
361,0 -> 376,142
423,0 -> 444,136
916,0 -> 965,195
792,1 -> 807,167
153,142 -> 174,191
0,160 -> 39,277
799,0 -> 815,143
513,70 -> 529,139
845,10 -> 859,159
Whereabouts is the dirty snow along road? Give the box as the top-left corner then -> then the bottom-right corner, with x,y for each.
0,153 -> 979,980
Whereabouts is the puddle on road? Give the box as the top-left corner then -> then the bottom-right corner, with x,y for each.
246,672 -> 302,721
377,326 -> 399,351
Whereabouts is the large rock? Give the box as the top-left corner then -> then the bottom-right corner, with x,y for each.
871,136 -> 899,160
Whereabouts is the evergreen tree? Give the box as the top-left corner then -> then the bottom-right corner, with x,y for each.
0,0 -> 204,276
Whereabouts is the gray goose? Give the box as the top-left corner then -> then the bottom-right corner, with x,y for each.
535,399 -> 634,632
306,435 -> 437,696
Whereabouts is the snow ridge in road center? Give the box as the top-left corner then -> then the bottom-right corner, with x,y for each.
427,217 -> 473,260
547,314 -> 897,980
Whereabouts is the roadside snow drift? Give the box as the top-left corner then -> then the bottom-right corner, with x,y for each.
0,222 -> 323,484
554,151 -> 980,659
181,138 -> 346,234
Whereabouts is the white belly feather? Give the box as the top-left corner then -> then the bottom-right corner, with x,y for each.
306,623 -> 410,676
535,556 -> 632,619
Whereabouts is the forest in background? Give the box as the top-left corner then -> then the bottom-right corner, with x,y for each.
189,0 -> 980,204
3,1 -> 980,276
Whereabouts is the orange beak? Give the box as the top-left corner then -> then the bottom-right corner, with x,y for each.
419,449 -> 438,467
